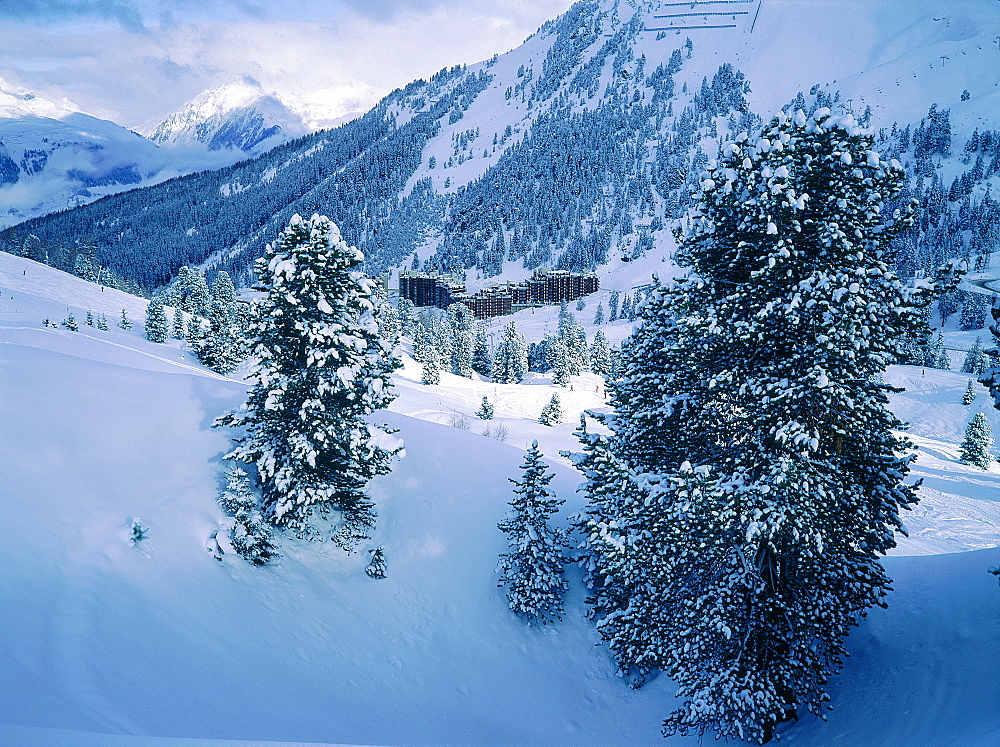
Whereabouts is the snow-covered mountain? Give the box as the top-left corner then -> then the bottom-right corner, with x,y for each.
148,76 -> 310,153
1,250 -> 998,745
0,77 -> 157,226
0,77 -> 255,229
5,0 -> 999,294
0,77 -> 82,120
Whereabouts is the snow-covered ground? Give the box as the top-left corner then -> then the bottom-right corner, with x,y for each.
1,251 -> 999,746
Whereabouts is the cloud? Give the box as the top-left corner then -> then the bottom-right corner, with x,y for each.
0,0 -> 287,30
0,0 -> 147,30
1,1 -> 575,131
338,0 -> 571,25
338,0 -> 441,23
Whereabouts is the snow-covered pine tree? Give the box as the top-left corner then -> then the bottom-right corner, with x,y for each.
85,310 -> 94,327
211,270 -> 237,309
144,296 -> 168,343
557,306 -> 587,375
216,214 -> 402,549
366,546 -> 387,579
216,466 -> 279,565
551,338 -> 572,387
172,306 -> 186,338
118,308 -> 131,330
936,347 -> 952,370
187,317 -> 206,351
979,300 -> 1000,410
959,412 -> 994,469
497,441 -> 568,624
421,344 -> 441,385
925,331 -> 947,369
960,292 -> 988,330
539,393 -> 562,426
218,465 -> 255,516
962,379 -> 976,405
62,312 -> 78,331
476,396 -> 495,420
176,266 -> 211,317
590,330 -> 612,376
170,266 -> 189,308
96,314 -> 109,331
447,303 -> 475,377
593,303 -> 605,325
194,272 -> 248,374
194,301 -> 242,374
527,336 -> 553,374
377,301 -> 401,347
939,290 -> 959,326
435,316 -> 453,369
962,337 -> 987,375
471,327 -> 493,377
568,325 -> 589,374
396,298 -> 415,337
563,414 -> 644,623
628,290 -> 642,321
493,321 -> 528,384
412,323 -> 436,364
619,293 -> 633,321
584,109 -> 940,743
230,508 -> 280,566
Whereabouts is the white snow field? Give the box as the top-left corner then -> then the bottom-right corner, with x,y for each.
1,251 -> 999,746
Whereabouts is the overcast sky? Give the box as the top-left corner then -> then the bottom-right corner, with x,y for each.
0,0 -> 573,132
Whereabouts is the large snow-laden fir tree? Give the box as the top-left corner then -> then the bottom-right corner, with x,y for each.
217,214 -> 402,549
497,441 -> 568,625
584,109 -> 941,743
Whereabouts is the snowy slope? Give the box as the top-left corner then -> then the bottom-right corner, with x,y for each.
148,77 -> 310,153
2,252 -> 1000,745
391,0 -> 1000,295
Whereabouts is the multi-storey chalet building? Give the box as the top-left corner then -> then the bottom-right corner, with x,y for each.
399,269 -> 599,319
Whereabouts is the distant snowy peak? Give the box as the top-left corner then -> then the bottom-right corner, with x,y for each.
0,75 -> 252,229
149,76 -> 310,152
0,76 -> 81,120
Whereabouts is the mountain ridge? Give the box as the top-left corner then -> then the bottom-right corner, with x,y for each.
147,76 -> 310,153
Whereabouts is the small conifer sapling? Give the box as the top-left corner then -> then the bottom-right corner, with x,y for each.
962,380 -> 976,405
477,396 -> 495,420
129,518 -> 149,547
421,347 -> 441,385
366,547 -> 387,579
539,394 -> 562,426
217,466 -> 279,565
497,441 -> 568,624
